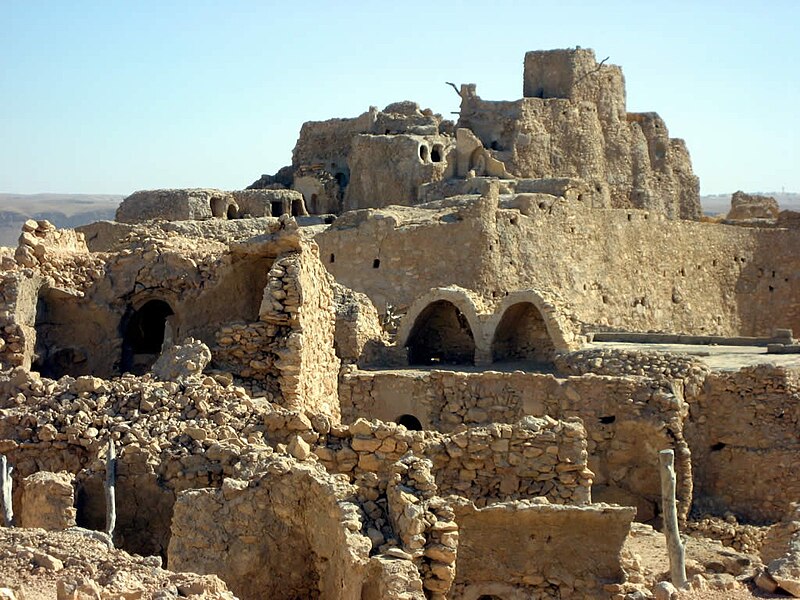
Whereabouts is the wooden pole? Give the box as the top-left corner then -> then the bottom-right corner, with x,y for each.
105,440 -> 116,543
0,454 -> 13,527
659,449 -> 687,588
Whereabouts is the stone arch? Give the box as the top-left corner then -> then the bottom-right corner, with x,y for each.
486,290 -> 574,359
406,300 -> 475,365
419,144 -> 429,162
120,297 -> 175,375
396,288 -> 484,367
491,302 -> 555,364
210,196 -> 238,219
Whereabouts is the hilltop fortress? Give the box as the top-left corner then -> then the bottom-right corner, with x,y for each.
1,49 -> 799,599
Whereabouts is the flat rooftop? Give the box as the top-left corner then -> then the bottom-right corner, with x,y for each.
588,341 -> 800,372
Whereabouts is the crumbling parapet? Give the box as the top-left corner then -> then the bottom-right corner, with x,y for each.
727,190 -> 780,221
258,237 -> 341,422
386,455 -> 458,599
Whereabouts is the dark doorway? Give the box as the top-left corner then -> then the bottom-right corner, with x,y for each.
120,300 -> 174,375
396,414 -> 422,431
491,302 -> 555,364
406,300 -> 475,365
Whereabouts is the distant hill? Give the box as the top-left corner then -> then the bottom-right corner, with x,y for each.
0,193 -> 122,247
701,192 -> 800,216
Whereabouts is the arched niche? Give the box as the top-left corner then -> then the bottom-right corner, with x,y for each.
396,414 -> 422,431
491,301 -> 556,364
405,300 -> 476,366
120,299 -> 174,375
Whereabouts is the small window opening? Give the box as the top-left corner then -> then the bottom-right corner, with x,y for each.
489,141 -> 500,151
329,253 -> 335,264
396,414 -> 422,431
627,213 -> 633,221
431,144 -> 443,163
419,145 -> 429,162
599,415 -> 616,424
710,442 -> 727,451
372,259 -> 380,269
310,193 -> 318,211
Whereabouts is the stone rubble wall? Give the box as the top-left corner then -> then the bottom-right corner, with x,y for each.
385,455 -> 457,599
0,271 -> 40,370
286,415 -> 593,508
331,283 -> 387,364
557,347 -> 710,397
340,366 -> 688,521
255,240 -> 341,420
0,366 -> 596,598
687,365 -> 800,523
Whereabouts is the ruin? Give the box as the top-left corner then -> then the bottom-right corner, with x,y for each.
1,48 -> 799,599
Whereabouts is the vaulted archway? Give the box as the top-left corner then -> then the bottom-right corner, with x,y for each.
491,301 -> 556,364
406,300 -> 476,366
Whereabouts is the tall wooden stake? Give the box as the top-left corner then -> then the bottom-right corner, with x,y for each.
0,454 -> 13,527
659,449 -> 687,588
105,440 -> 116,543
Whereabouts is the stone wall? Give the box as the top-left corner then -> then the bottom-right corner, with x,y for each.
261,413 -> 592,508
728,191 -> 779,220
686,365 -> 800,523
315,192 -> 800,337
450,499 -> 635,599
116,189 -> 238,223
168,457 -> 373,600
255,240 -> 341,420
343,134 -> 453,211
0,219 -> 341,419
339,367 -> 688,522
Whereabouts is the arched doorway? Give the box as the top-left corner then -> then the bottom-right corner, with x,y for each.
120,299 -> 174,375
406,300 -> 475,366
396,414 -> 422,431
491,302 -> 555,365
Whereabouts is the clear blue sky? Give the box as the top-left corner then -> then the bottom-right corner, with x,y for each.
1,0 -> 798,196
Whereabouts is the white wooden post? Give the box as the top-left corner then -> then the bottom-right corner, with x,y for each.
659,449 -> 687,588
105,440 -> 116,543
0,454 -> 13,527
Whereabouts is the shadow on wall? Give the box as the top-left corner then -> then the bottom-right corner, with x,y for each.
120,299 -> 174,375
406,300 -> 476,365
491,302 -> 556,364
